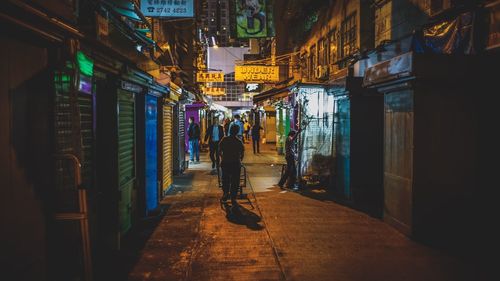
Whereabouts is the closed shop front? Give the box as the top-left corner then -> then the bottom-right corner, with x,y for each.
363,52 -> 492,253
117,88 -> 136,235
145,94 -> 159,212
330,76 -> 384,217
52,50 -> 95,281
162,102 -> 174,194
173,103 -> 186,175
264,109 -> 276,143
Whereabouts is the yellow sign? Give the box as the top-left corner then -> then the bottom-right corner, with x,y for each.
196,72 -> 224,82
203,87 -> 225,96
235,65 -> 280,82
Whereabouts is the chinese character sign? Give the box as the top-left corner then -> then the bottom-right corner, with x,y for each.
140,0 -> 194,18
235,65 -> 279,82
236,0 -> 267,38
196,72 -> 224,82
203,87 -> 225,96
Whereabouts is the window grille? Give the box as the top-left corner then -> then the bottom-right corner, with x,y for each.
339,12 -> 357,60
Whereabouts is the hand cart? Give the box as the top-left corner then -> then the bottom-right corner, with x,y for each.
217,164 -> 247,198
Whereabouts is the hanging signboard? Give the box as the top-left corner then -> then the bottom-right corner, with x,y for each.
203,87 -> 225,96
140,0 -> 194,18
487,1 -> 500,50
196,72 -> 224,82
245,83 -> 262,92
96,13 -> 109,37
363,52 -> 413,87
236,0 -> 268,38
235,65 -> 279,82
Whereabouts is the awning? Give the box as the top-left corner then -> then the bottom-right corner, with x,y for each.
252,85 -> 290,103
180,89 -> 196,102
102,0 -> 142,22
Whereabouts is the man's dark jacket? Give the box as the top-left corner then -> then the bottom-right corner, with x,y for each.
204,124 -> 224,144
218,135 -> 244,165
188,123 -> 200,140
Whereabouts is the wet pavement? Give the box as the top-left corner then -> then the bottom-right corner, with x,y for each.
124,142 -> 489,281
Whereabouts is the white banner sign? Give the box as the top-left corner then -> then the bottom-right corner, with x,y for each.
140,0 -> 194,18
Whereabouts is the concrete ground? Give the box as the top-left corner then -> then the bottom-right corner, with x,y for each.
125,142 -> 490,281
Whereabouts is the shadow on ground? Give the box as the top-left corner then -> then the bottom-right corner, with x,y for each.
281,184 -> 384,219
96,203 -> 170,281
222,203 -> 264,231
166,172 -> 195,194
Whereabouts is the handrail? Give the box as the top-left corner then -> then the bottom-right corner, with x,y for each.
53,153 -> 92,281
54,153 -> 82,188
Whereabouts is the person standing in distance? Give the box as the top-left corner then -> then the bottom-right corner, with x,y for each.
244,120 -> 251,142
223,117 -> 231,136
187,116 -> 200,163
278,128 -> 301,189
218,124 -> 245,205
204,118 -> 224,171
229,114 -> 244,142
250,123 -> 263,154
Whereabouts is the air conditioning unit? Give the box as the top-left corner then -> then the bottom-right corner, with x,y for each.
315,65 -> 329,79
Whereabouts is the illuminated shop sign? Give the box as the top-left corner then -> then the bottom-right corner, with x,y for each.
140,0 -> 194,18
78,74 -> 92,94
245,83 -> 262,92
203,87 -> 225,96
196,72 -> 224,82
235,65 -> 279,82
235,0 -> 275,38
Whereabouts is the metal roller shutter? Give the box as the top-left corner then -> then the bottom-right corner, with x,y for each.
79,94 -> 94,189
173,105 -> 186,174
145,95 -> 158,212
53,70 -> 94,280
178,108 -> 186,172
54,76 -> 93,211
117,89 -> 135,235
162,104 -> 173,192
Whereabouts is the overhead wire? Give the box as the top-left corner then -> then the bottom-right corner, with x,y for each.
236,51 -> 301,65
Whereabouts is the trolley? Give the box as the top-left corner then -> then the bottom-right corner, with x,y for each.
217,164 -> 248,200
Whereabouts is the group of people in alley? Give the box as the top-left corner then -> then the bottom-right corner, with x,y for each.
187,114 -> 300,205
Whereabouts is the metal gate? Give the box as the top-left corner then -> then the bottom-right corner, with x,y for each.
162,104 -> 173,193
145,95 -> 158,212
336,96 -> 351,199
173,104 -> 186,175
117,89 -> 135,235
53,66 -> 93,281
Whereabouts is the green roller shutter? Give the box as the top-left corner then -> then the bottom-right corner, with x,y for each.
117,89 -> 135,235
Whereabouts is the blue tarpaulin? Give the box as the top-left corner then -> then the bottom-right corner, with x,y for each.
411,11 -> 476,54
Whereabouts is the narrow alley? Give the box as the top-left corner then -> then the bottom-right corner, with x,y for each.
120,143 -> 483,281
2,1 -> 498,281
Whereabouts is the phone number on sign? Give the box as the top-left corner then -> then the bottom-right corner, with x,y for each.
147,7 -> 188,14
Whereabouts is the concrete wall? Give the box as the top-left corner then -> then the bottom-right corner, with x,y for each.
0,34 -> 52,281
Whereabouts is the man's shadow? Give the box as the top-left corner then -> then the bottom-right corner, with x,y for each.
222,203 -> 264,231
